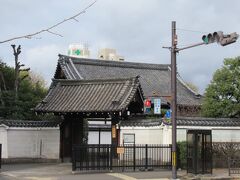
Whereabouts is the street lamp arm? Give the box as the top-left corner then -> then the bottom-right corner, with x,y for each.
176,42 -> 206,52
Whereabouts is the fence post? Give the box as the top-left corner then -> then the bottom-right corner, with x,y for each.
145,144 -> 148,170
170,144 -> 172,169
133,144 -> 136,171
0,144 -> 2,169
97,144 -> 100,170
72,146 -> 76,171
228,157 -> 231,176
110,145 -> 113,171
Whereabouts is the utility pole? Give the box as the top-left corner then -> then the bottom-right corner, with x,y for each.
167,21 -> 238,179
171,21 -> 177,179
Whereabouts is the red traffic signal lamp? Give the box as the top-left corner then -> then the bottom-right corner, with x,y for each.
144,99 -> 151,107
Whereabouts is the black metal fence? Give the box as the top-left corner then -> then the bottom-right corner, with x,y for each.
228,158 -> 240,176
72,144 -> 172,172
212,142 -> 240,168
0,144 -> 2,169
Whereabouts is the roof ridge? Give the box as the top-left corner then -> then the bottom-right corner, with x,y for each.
52,76 -> 139,84
177,116 -> 240,121
58,54 -> 169,71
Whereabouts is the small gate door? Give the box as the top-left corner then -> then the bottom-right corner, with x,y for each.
187,130 -> 212,174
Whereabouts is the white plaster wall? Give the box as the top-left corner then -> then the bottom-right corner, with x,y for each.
120,127 -> 163,145
162,126 -> 172,144
0,126 -> 8,158
100,131 -> 111,144
212,129 -> 240,142
88,131 -> 99,144
88,131 -> 111,144
177,129 -> 187,142
7,128 -> 60,159
38,129 -> 60,159
176,128 -> 240,143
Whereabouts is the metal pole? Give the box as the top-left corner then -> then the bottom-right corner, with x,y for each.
171,21 -> 177,179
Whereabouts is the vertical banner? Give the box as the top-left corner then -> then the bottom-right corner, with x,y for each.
112,125 -> 116,138
154,98 -> 161,114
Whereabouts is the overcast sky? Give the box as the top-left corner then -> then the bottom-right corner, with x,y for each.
1,0 -> 240,94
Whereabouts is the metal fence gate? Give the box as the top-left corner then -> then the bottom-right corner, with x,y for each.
187,130 -> 212,174
72,144 -> 172,172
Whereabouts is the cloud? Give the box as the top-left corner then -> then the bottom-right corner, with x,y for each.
24,44 -> 65,86
1,0 -> 240,93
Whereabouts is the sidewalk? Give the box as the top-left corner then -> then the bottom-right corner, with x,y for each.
1,163 -> 240,180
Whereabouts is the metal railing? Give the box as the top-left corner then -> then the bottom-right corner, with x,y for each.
72,144 -> 172,172
0,144 -> 2,169
228,157 -> 240,176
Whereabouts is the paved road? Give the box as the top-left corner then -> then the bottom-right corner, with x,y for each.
0,163 -> 173,180
1,163 -> 238,180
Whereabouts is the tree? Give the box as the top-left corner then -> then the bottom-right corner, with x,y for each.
0,1 -> 97,44
202,57 -> 240,118
0,58 -> 48,120
11,45 -> 30,102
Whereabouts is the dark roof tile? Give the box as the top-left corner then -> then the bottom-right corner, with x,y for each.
177,116 -> 240,127
0,120 -> 62,128
56,55 -> 202,106
120,117 -> 240,127
35,77 -> 143,113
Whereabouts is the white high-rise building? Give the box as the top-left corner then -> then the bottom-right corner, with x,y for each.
98,48 -> 124,61
68,44 -> 90,58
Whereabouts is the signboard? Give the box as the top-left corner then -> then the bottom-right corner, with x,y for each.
123,134 -> 135,144
154,98 -> 161,114
112,125 -> 116,138
163,110 -> 172,125
117,147 -> 125,154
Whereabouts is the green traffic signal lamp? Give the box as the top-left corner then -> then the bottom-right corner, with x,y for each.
202,35 -> 208,44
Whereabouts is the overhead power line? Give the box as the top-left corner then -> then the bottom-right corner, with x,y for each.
176,28 -> 209,34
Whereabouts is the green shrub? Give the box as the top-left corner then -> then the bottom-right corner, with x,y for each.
177,141 -> 187,169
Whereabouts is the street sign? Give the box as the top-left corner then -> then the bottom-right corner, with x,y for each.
154,98 -> 161,114
166,110 -> 171,119
163,110 -> 172,125
117,147 -> 125,154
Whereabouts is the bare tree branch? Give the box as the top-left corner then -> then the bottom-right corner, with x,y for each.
0,0 -> 97,44
46,30 -> 63,37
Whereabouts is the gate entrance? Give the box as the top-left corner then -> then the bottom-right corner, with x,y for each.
187,130 -> 212,174
72,144 -> 172,172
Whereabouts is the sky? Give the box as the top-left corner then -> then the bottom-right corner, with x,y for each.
1,0 -> 240,94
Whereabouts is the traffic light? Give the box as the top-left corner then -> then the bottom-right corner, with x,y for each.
144,99 -> 151,107
202,31 -> 223,44
202,31 -> 239,46
144,99 -> 151,114
220,32 -> 239,46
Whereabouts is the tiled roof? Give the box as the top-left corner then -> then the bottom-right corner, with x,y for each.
119,117 -> 240,127
177,117 -> 240,127
35,77 -> 142,113
0,120 -> 61,128
120,119 -> 162,127
56,55 -> 202,106
88,124 -> 111,130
